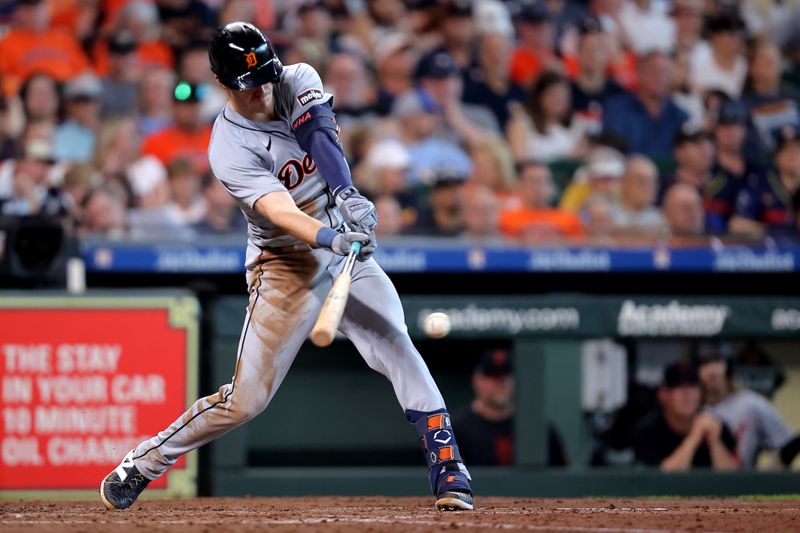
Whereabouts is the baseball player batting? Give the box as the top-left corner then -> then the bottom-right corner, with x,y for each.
100,22 -> 473,511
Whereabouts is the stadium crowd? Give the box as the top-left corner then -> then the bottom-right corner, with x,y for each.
1,0 -> 800,242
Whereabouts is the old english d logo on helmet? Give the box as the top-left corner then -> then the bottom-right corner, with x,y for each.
209,22 -> 284,90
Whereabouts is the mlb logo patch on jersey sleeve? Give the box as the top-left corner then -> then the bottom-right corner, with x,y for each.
297,88 -> 323,106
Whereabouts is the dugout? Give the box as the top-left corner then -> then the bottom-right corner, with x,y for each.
207,293 -> 800,498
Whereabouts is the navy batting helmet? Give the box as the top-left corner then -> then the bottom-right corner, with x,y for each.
209,22 -> 283,90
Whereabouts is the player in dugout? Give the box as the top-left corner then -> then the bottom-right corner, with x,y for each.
100,22 -> 473,511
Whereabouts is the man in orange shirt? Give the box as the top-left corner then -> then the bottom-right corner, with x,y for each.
141,81 -> 212,174
0,0 -> 90,95
499,161 -> 584,242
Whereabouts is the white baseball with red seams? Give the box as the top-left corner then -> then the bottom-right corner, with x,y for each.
423,312 -> 451,339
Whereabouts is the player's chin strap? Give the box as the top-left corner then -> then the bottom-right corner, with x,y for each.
406,408 -> 472,495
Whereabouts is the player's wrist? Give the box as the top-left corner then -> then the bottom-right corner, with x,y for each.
316,226 -> 338,249
333,185 -> 358,202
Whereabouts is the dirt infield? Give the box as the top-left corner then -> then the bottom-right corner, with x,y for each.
1,496 -> 798,532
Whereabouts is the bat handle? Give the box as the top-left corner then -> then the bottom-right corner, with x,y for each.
343,240 -> 361,273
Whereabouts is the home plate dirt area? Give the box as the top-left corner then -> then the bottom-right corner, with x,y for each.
1,496 -> 798,532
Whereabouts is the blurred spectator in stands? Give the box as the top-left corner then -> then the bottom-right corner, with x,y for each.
633,362 -> 739,471
671,49 -> 706,131
164,157 -> 206,225
662,182 -> 705,236
0,138 -> 56,215
408,170 -> 466,236
509,3 -> 561,89
114,1 -> 175,71
619,0 -> 675,55
364,0 -> 406,43
583,193 -> 616,240
500,161 -> 583,242
452,349 -> 569,467
138,67 -> 175,137
392,89 -> 473,187
193,172 -> 247,234
742,39 -> 800,155
60,162 -> 97,227
427,0 -> 475,72
374,33 -> 415,115
414,51 -> 499,143
567,18 -> 624,135
462,184 -> 502,241
689,14 -> 747,98
356,138 -> 419,228
560,146 -> 625,211
94,116 -> 141,180
18,73 -> 61,131
142,81 -> 212,174
708,99 -> 767,233
507,72 -> 587,163
176,41 -> 227,124
603,51 -> 688,159
612,155 -> 666,235
374,195 -> 404,237
696,342 -> 800,470
322,52 -> 378,141
283,0 -> 335,70
544,0 -> 590,48
218,0 -> 274,29
670,0 -> 704,55
156,0 -> 217,51
53,74 -> 102,163
99,33 -> 141,119
0,0 -> 90,96
729,125 -> 800,237
662,128 -> 714,215
469,138 -> 517,209
464,32 -> 525,129
741,0 -> 797,39
126,155 -> 187,235
81,183 -> 127,237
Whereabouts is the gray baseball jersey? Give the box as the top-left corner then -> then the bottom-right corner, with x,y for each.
125,63 -> 450,483
708,389 -> 796,468
208,63 -> 343,268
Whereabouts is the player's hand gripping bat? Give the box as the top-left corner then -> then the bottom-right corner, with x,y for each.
310,241 -> 361,347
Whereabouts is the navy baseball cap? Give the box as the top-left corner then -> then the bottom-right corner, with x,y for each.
475,349 -> 512,377
692,341 -> 734,366
415,52 -> 459,80
447,0 -> 473,17
705,14 -> 745,35
663,362 -> 699,388
716,100 -> 748,125
673,127 -> 711,147
578,16 -> 603,36
518,2 -> 552,24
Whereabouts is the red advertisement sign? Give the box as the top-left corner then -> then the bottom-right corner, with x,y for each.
0,300 -> 197,492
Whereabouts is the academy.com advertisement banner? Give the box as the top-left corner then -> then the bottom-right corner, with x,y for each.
405,295 -> 800,339
0,295 -> 198,495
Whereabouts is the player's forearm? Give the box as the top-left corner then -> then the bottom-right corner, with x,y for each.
728,215 -> 765,237
304,128 -> 353,196
707,438 -> 739,471
660,433 -> 702,471
254,192 -> 326,246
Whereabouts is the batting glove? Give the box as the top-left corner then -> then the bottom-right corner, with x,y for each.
331,231 -> 376,261
335,186 -> 378,234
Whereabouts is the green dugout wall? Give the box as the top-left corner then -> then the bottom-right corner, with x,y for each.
208,295 -> 800,497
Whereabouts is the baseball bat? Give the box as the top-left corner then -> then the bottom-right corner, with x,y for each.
310,241 -> 362,347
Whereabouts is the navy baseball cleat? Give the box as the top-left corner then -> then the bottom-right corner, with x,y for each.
100,451 -> 151,510
434,462 -> 474,511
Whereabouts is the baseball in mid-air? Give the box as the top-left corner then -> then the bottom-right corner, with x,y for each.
423,312 -> 451,338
